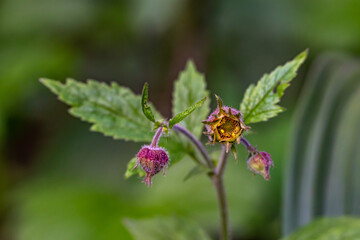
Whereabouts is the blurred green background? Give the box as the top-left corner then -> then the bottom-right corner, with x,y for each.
0,0 -> 360,239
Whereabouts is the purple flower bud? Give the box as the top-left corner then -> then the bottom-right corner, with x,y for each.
135,145 -> 169,186
247,151 -> 273,180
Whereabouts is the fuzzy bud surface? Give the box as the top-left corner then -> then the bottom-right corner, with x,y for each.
247,151 -> 273,180
136,145 -> 169,186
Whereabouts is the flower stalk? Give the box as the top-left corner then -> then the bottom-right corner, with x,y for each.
150,123 -> 164,148
172,124 -> 214,170
212,146 -> 231,240
173,124 -> 231,240
240,137 -> 257,153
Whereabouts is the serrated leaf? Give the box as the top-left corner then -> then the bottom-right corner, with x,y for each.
240,50 -> 308,124
123,217 -> 211,240
41,78 -> 161,142
172,60 -> 210,139
141,82 -> 156,123
158,132 -> 186,165
124,157 -> 145,179
42,78 -> 193,170
169,97 -> 207,129
283,217 -> 360,240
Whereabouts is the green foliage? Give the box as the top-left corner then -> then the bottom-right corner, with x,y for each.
41,77 -> 204,180
141,82 -> 158,124
172,61 -> 210,139
41,78 -> 193,179
41,78 -> 160,142
123,217 -> 211,240
141,78 -> 208,129
124,158 -> 145,179
158,132 -> 187,164
240,50 -> 308,125
283,54 -> 360,235
283,217 -> 360,240
169,97 -> 207,129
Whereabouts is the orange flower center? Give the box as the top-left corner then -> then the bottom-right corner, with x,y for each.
216,116 -> 242,141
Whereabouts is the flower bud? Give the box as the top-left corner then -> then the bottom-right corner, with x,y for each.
135,145 -> 169,186
202,95 -> 249,154
247,151 -> 273,180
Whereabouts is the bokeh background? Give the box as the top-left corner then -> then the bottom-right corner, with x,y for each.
1,0 -> 360,239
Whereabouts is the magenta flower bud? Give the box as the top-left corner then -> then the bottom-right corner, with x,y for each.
135,145 -> 169,186
247,151 -> 273,180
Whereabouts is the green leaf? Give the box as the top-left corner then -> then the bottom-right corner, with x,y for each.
40,78 -> 162,142
283,217 -> 360,240
124,158 -> 145,179
158,132 -> 187,165
141,82 -> 156,123
123,217 -> 211,240
41,78 -> 193,174
172,60 -> 210,139
169,97 -> 207,129
240,50 -> 308,124
231,144 -> 238,162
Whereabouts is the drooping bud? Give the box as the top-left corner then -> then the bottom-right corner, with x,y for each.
133,124 -> 169,186
202,95 -> 249,158
135,145 -> 169,186
247,151 -> 273,180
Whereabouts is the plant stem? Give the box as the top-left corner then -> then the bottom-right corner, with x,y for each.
212,146 -> 231,240
240,136 -> 257,153
150,123 -> 164,147
172,124 -> 231,239
212,176 -> 230,240
172,124 -> 214,169
215,145 -> 230,176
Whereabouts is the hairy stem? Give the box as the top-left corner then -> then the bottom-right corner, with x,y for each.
240,136 -> 257,153
212,175 -> 230,240
172,124 -> 231,239
172,124 -> 214,169
150,123 -> 164,147
216,145 -> 230,176
213,146 -> 231,240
